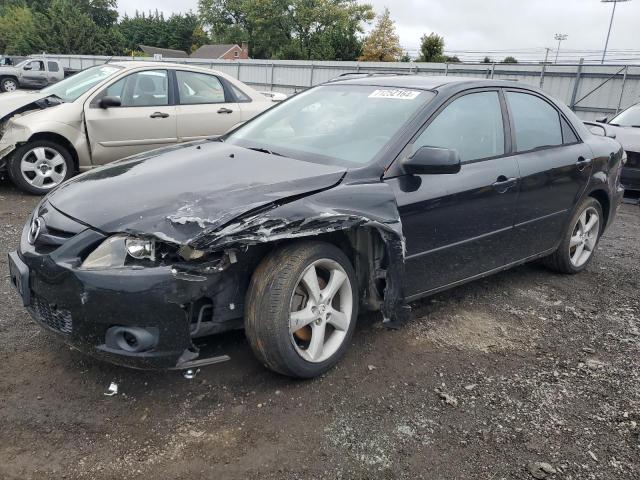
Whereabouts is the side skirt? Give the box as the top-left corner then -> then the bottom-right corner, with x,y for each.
405,246 -> 558,303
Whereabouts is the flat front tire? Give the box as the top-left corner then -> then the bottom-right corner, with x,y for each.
245,241 -> 358,378
8,140 -> 74,195
543,197 -> 603,274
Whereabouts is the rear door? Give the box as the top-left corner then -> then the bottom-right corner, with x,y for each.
504,89 -> 593,257
385,89 -> 521,297
46,61 -> 62,84
174,69 -> 242,141
84,69 -> 177,165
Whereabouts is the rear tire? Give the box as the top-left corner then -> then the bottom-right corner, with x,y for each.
8,140 -> 74,195
542,197 -> 603,274
245,241 -> 358,378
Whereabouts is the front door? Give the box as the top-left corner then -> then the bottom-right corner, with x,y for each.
174,69 -> 242,141
21,60 -> 47,88
385,90 -> 520,298
504,90 -> 593,256
84,69 -> 177,165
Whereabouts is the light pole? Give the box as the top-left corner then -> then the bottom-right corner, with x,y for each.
601,0 -> 632,64
554,34 -> 567,64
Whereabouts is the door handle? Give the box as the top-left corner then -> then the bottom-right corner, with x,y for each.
576,157 -> 592,171
492,175 -> 518,193
150,112 -> 169,119
217,107 -> 233,114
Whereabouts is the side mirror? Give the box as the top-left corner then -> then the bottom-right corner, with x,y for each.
403,146 -> 461,175
595,116 -> 608,124
99,96 -> 121,108
23,64 -> 32,71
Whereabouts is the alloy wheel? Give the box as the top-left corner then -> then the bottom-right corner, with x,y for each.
289,259 -> 353,363
569,206 -> 600,268
2,79 -> 17,92
20,146 -> 68,189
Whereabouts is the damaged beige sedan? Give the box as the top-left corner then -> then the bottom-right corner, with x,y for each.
0,61 -> 273,194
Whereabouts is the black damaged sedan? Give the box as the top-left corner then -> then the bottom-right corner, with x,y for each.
8,75 -> 625,378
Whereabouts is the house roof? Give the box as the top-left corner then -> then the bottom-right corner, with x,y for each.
190,44 -> 240,59
139,45 -> 189,58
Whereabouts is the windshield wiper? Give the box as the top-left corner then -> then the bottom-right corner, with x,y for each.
247,146 -> 287,157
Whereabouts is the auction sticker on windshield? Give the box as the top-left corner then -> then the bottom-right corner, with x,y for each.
369,89 -> 421,100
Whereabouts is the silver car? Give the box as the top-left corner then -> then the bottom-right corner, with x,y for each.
0,61 -> 273,194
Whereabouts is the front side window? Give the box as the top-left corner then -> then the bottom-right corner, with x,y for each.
26,60 -> 44,71
507,91 -> 562,151
226,85 -> 434,167
41,64 -> 121,102
176,71 -> 226,104
104,70 -> 168,107
413,91 -> 505,162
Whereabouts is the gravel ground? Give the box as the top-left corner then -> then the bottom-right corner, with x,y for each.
1,177 -> 638,480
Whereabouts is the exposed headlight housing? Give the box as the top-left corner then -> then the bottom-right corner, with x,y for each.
81,235 -> 156,269
125,237 -> 155,261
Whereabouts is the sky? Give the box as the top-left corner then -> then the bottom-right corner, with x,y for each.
117,0 -> 640,63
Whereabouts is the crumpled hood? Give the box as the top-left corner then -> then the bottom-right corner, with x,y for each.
608,125 -> 640,153
0,90 -> 50,119
47,141 -> 346,244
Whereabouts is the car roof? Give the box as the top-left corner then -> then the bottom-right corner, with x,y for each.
108,60 -> 217,72
328,74 -> 528,92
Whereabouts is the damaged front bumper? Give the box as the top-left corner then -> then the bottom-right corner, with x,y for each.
11,215 -> 247,370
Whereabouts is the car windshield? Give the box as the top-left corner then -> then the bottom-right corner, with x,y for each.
41,65 -> 122,102
610,104 -> 640,127
226,84 -> 434,167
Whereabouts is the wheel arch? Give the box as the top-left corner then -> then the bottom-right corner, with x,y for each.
587,188 -> 610,230
25,132 -> 79,173
242,226 -> 390,314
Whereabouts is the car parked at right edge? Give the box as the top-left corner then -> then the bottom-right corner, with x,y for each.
595,103 -> 640,192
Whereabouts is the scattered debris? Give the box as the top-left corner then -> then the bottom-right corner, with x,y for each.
183,368 -> 200,379
588,450 -> 598,462
367,365 -> 377,371
436,390 -> 458,407
527,461 -> 557,479
104,382 -> 118,396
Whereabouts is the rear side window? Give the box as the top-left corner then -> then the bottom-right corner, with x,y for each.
176,70 -> 226,104
506,92 -> 562,151
413,91 -> 505,162
47,61 -> 59,72
230,83 -> 251,102
561,117 -> 578,144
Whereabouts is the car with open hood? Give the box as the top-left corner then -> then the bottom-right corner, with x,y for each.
8,75 -> 625,378
0,61 -> 272,194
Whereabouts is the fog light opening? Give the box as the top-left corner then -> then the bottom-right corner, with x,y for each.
105,326 -> 159,353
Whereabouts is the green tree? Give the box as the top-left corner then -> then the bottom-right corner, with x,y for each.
501,56 -> 518,64
0,5 -> 46,54
198,0 -> 373,60
358,7 -> 402,61
482,56 -> 492,63
40,0 -> 124,55
418,32 -> 444,62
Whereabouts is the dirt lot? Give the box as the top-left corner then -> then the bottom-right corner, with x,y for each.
0,177 -> 638,480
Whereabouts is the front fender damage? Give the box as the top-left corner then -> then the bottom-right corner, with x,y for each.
162,180 -> 411,328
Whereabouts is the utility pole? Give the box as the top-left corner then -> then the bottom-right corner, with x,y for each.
554,34 -> 567,64
543,47 -> 551,65
601,0 -> 632,64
